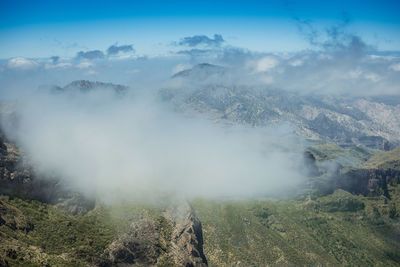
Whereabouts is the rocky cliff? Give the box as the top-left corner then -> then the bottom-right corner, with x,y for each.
98,202 -> 207,266
307,145 -> 400,198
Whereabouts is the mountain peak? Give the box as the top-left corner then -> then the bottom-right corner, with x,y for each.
63,80 -> 128,93
172,63 -> 225,79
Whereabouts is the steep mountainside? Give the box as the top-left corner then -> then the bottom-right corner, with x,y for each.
193,147 -> 400,266
193,186 -> 400,266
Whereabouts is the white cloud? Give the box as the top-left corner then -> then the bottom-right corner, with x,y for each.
125,69 -> 140,74
246,56 -> 279,73
370,55 -> 396,61
6,57 -> 39,70
76,61 -> 94,69
85,70 -> 98,76
259,75 -> 274,84
3,90 -> 306,200
44,62 -> 73,70
389,63 -> 400,72
256,56 -> 279,72
364,73 -> 381,82
108,54 -> 137,61
348,69 -> 362,79
172,63 -> 192,75
289,59 -> 303,67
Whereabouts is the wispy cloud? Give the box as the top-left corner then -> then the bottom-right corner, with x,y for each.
389,63 -> 400,72
50,56 -> 60,64
178,34 -> 224,47
107,44 -> 134,56
5,57 -> 39,70
76,50 -> 105,60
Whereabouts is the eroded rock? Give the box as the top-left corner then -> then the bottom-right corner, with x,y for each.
97,201 -> 208,267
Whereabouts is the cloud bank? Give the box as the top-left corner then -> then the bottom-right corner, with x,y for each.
1,87 -> 307,201
6,57 -> 39,70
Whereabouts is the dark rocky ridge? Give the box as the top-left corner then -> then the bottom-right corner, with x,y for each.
43,80 -> 129,95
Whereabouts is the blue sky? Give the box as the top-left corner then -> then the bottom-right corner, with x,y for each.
0,0 -> 399,58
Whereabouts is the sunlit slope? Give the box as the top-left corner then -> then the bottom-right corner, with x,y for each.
0,197 -> 162,266
364,147 -> 400,169
307,143 -> 378,166
192,186 -> 400,266
0,197 -> 208,266
192,146 -> 400,266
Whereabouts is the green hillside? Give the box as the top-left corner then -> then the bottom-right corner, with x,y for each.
193,186 -> 400,266
365,147 -> 400,170
307,143 -> 378,167
1,143 -> 400,266
0,197 -> 167,266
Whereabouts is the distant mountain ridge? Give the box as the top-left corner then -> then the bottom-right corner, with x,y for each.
172,63 -> 226,79
162,63 -> 400,149
45,80 -> 128,94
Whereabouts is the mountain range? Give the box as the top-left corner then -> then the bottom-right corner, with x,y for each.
0,66 -> 400,266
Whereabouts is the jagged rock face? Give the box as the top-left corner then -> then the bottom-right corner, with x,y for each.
338,168 -> 400,199
163,202 -> 208,267
98,202 -> 208,267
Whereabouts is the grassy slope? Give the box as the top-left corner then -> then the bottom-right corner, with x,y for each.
364,147 -> 400,169
1,145 -> 399,266
0,196 -> 165,266
307,143 -> 378,167
1,188 -> 399,266
192,186 -> 400,266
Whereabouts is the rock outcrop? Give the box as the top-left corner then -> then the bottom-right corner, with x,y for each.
97,201 -> 208,266
163,202 -> 208,267
337,168 -> 400,198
